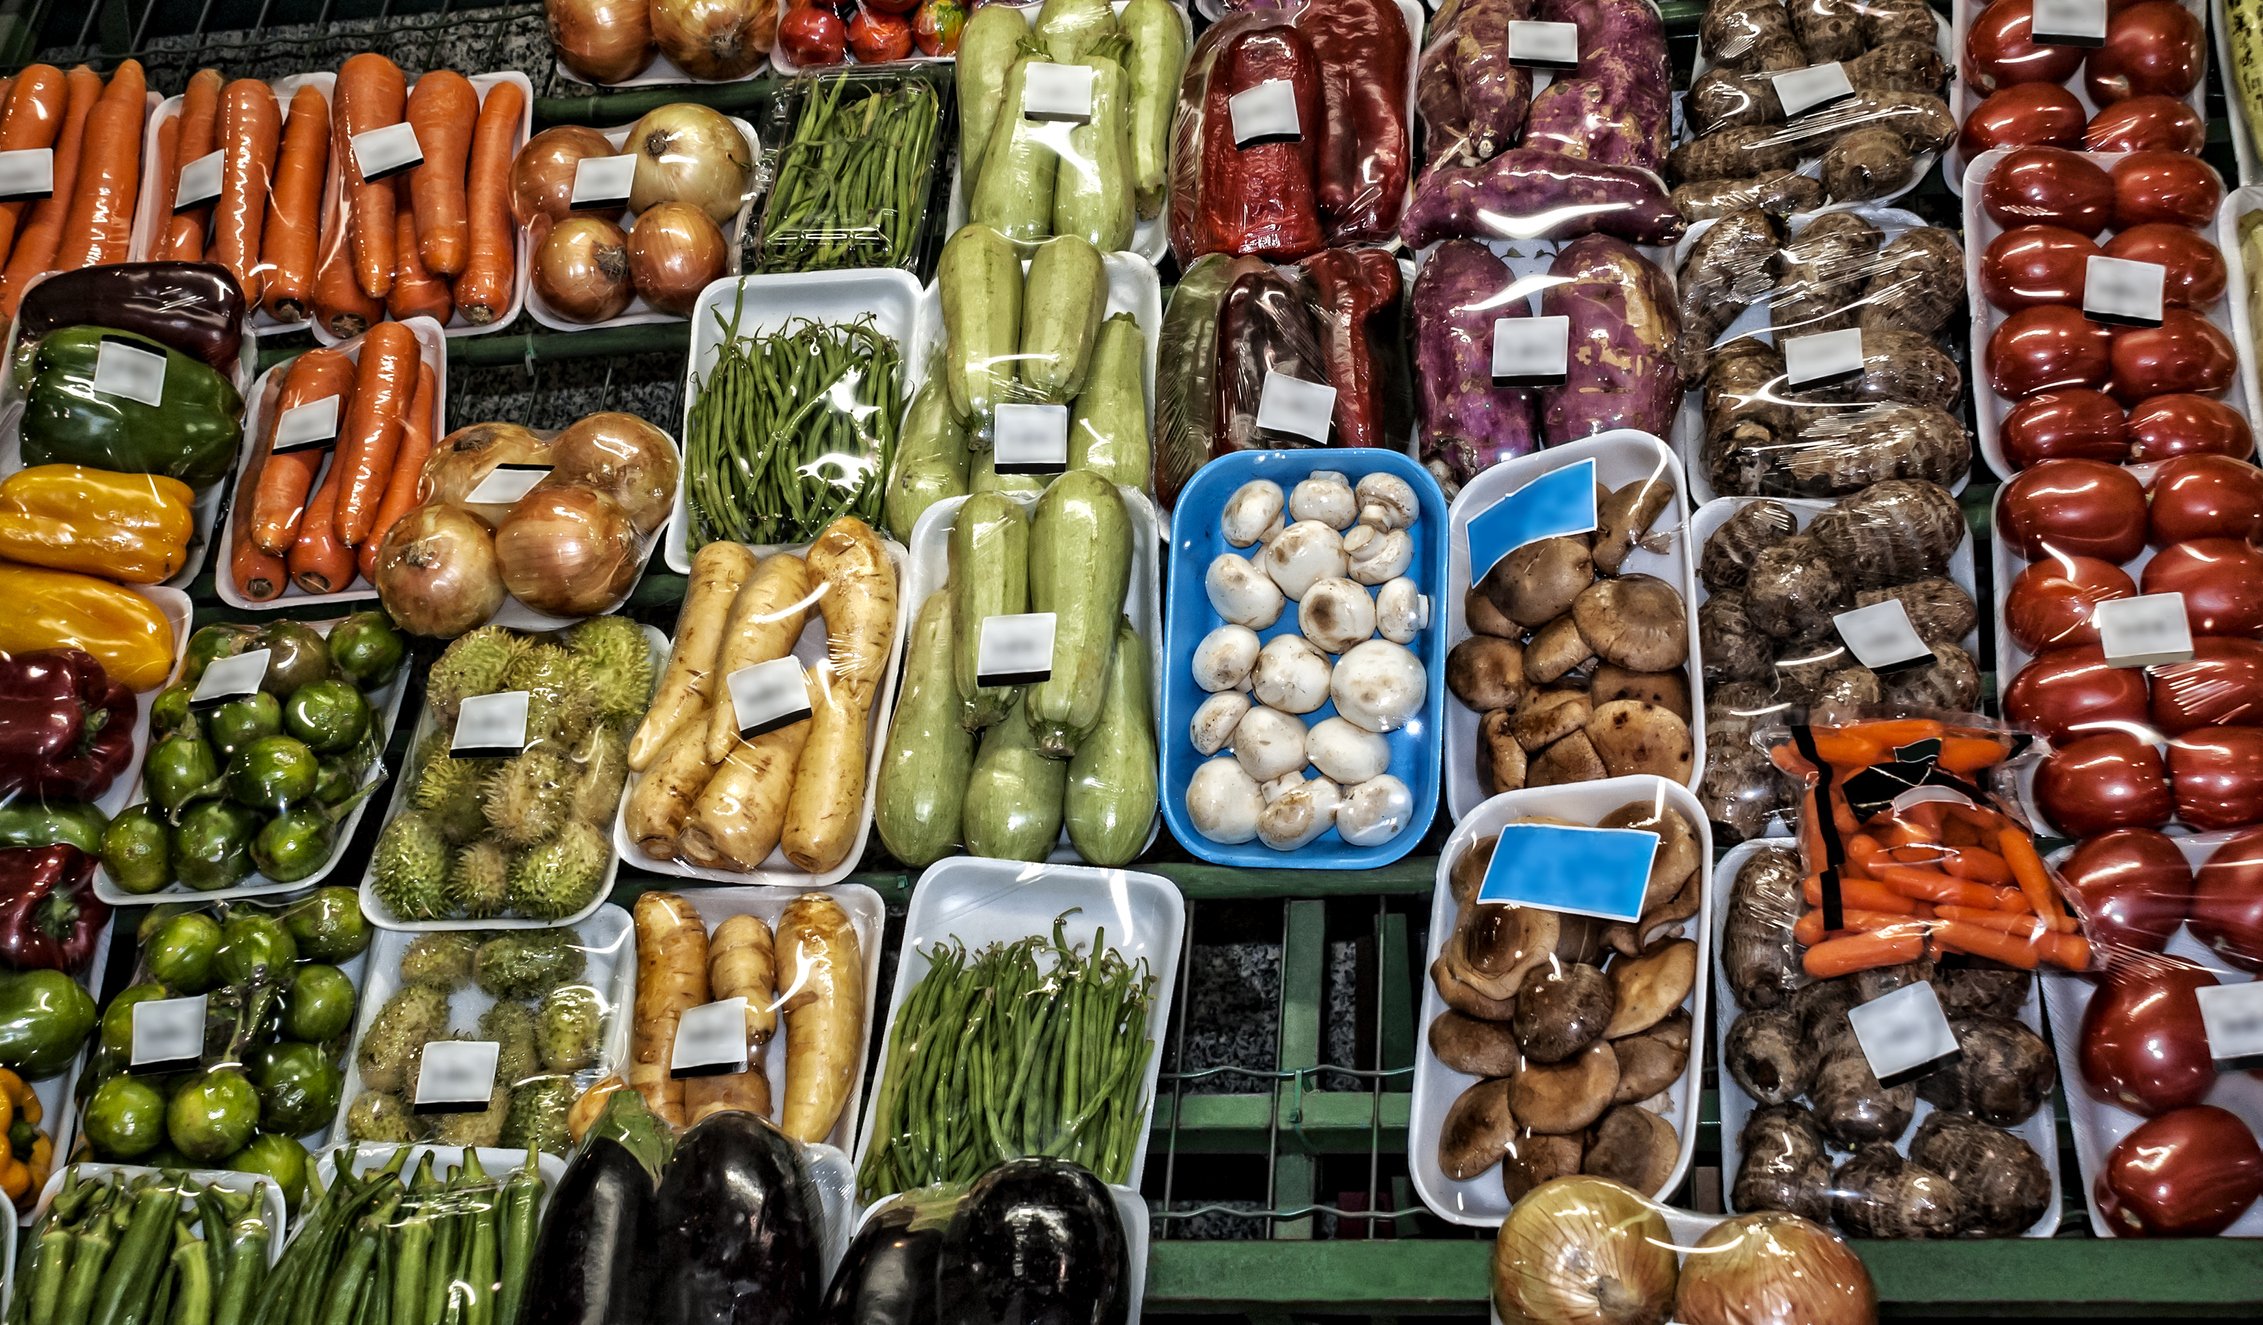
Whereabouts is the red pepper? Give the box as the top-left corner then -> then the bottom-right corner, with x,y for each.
1301,0 -> 1413,243
1301,248 -> 1407,450
0,844 -> 110,974
1212,266 -> 1332,464
0,650 -> 135,802
1191,26 -> 1327,260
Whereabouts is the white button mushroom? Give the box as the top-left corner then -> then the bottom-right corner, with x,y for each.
1289,471 -> 1357,529
1298,577 -> 1377,655
1259,771 -> 1306,804
1231,706 -> 1308,780
1336,775 -> 1414,846
1192,625 -> 1261,692
1258,777 -> 1342,851
1188,758 -> 1264,844
1331,640 -> 1428,733
1306,716 -> 1391,785
1189,691 -> 1251,756
1375,577 -> 1425,644
1355,473 -> 1419,531
1342,525 -> 1414,586
1206,552 -> 1285,629
1221,480 -> 1286,548
1262,520 -> 1348,600
1252,635 -> 1333,714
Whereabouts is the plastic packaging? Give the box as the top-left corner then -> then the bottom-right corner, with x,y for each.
2225,185 -> 2263,426
23,1164 -> 286,1317
551,0 -> 776,85
754,69 -> 948,275
292,1145 -> 550,1325
2219,0 -> 2263,184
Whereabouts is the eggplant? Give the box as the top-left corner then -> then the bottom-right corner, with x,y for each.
820,1198 -> 943,1325
14,262 -> 246,371
654,1110 -> 825,1325
522,1137 -> 655,1325
939,1160 -> 1131,1325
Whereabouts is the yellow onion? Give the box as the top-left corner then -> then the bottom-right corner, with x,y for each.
1674,1213 -> 1877,1325
423,421 -> 556,507
627,200 -> 729,317
494,481 -> 643,618
512,125 -> 622,227
1493,1178 -> 1677,1325
546,0 -> 655,84
651,0 -> 774,81
535,216 -> 635,324
549,411 -> 681,536
625,101 -> 753,224
373,503 -> 505,639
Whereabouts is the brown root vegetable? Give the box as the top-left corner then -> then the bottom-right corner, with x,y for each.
1723,846 -> 1808,1010
631,890 -> 711,1127
1744,537 -> 1846,642
1907,1111 -> 2052,1237
1672,170 -> 1825,221
1699,592 -> 1777,687
1583,1104 -> 1680,1194
677,719 -> 810,871
1429,1010 -> 1523,1079
1932,965 -> 2031,1020
1830,1143 -> 1964,1239
1733,1102 -> 1832,1221
681,912 -> 777,1123
776,892 -> 864,1143
1807,478 -> 1965,587
1809,1040 -> 1916,1146
1914,1015 -> 2056,1127
1853,576 -> 1975,646
1882,642 -> 1982,711
1675,208 -> 1784,372
1859,227 -> 1964,338
624,720 -> 717,862
1725,1008 -> 1812,1106
1775,404 -> 1972,496
1438,1076 -> 1518,1180
1512,963 -> 1617,1064
1821,126 -> 1918,202
1699,499 -> 1798,594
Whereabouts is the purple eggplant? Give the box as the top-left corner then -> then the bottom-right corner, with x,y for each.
15,262 -> 246,371
653,1109 -> 825,1325
938,1160 -> 1130,1325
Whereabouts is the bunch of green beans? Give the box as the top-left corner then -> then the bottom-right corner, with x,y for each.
13,1169 -> 268,1325
756,74 -> 941,273
856,920 -> 1157,1202
685,308 -> 902,549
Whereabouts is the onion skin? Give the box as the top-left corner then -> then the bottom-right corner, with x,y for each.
535,216 -> 635,323
1675,1212 -> 1877,1325
374,502 -> 506,638
512,125 -> 622,227
627,200 -> 729,316
547,0 -> 656,84
550,411 -> 681,535
1493,1177 -> 1677,1325
651,0 -> 776,81
626,102 -> 754,223
494,481 -> 644,617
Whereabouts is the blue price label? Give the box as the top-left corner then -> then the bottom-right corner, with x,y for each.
1465,459 -> 1598,583
1473,821 -> 1658,924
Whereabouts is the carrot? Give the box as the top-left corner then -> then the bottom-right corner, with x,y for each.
1843,717 -> 1946,750
1803,874 -> 1923,916
1794,908 -> 1927,945
1997,828 -> 2077,933
288,456 -> 354,595
386,180 -> 452,323
1941,844 -> 2013,886
1933,905 -> 2056,936
404,70 -> 476,276
1803,930 -> 1927,979
1937,735 -> 2012,774
54,60 -> 146,270
452,77 -> 522,325
0,65 -> 97,317
1928,921 -> 2051,970
228,476 -> 289,602
334,53 -> 406,298
358,358 -> 436,584
331,319 -> 420,546
159,68 -> 224,260
259,83 -> 332,321
0,66 -> 69,270
1873,863 -> 2025,911
211,80 -> 281,305
249,347 -> 355,555
1806,731 -> 1886,769
312,201 -> 382,338
148,112 -> 180,246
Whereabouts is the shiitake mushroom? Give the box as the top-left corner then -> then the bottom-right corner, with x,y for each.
1583,1105 -> 1680,1195
1428,1010 -> 1522,1080
1507,1040 -> 1619,1135
1603,939 -> 1698,1039
1500,1131 -> 1586,1203
1914,1015 -> 2056,1127
1610,1010 -> 1692,1104
1809,1039 -> 1917,1147
1908,1111 -> 2052,1237
1511,963 -> 1615,1064
1724,1008 -> 1812,1106
1438,1077 -> 1518,1181
1830,1143 -> 1963,1240
1733,1103 -> 1833,1223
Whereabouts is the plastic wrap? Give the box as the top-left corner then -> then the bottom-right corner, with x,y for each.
21,1165 -> 284,1317
755,71 -> 946,275
292,1145 -> 551,1325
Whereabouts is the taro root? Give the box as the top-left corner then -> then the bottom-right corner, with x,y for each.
1500,1131 -> 1585,1203
1438,1077 -> 1519,1180
1725,1008 -> 1811,1106
1933,965 -> 2031,1020
1508,1040 -> 1619,1134
1700,592 -> 1777,687
1724,846 -> 1808,1009
1512,962 -> 1616,1064
1853,576 -> 1977,646
1700,499 -> 1799,594
1583,1105 -> 1680,1194
1793,978 -> 1860,1044
1701,738 -> 1794,844
1610,1010 -> 1692,1104
1603,939 -> 1698,1039
1830,1143 -> 1964,1239
1676,208 -> 1785,373
1914,1015 -> 2056,1127
1809,1039 -> 1917,1146
1859,227 -> 1965,339
1882,642 -> 1982,711
1772,211 -> 1882,333
1807,478 -> 1964,589
1908,1111 -> 2052,1237
1812,666 -> 1884,708
1428,1010 -> 1523,1079
1734,1103 -> 1832,1222
1743,537 -> 1845,642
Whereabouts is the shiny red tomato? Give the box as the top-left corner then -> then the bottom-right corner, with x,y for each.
1982,146 -> 2116,234
2097,1106 -> 2263,1236
847,9 -> 913,61
2000,388 -> 2128,469
2108,309 -> 2237,402
2004,645 -> 2154,744
2006,554 -> 2137,653
2038,732 -> 2175,837
2112,151 -> 2227,228
2086,1 -> 2206,103
1987,305 -> 2116,400
2086,95 -> 2208,153
2191,826 -> 2263,971
1980,225 -> 2102,311
2062,827 -> 2195,953
1962,83 -> 2088,157
778,4 -> 849,65
2149,637 -> 2263,734
1997,459 -> 2151,560
2139,538 -> 2263,636
2126,393 -> 2257,462
2147,455 -> 2263,546
911,0 -> 965,55
2168,726 -> 2263,830
2079,960 -> 2220,1115
1964,0 -> 2088,91
2103,224 -> 2229,308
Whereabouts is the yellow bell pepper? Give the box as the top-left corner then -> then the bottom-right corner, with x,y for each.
0,1067 -> 50,1209
0,562 -> 178,690
0,464 -> 195,584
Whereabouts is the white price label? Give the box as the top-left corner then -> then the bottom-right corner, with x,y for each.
2032,0 -> 2108,45
452,690 -> 532,756
728,657 -> 813,739
1023,62 -> 1097,122
1848,981 -> 1961,1083
1229,80 -> 1302,145
466,465 -> 549,505
993,403 -> 1071,474
272,394 -> 343,453
976,612 -> 1058,687
1781,327 -> 1865,386
570,154 -> 638,208
1254,371 -> 1337,443
1832,599 -> 1932,671
414,1039 -> 500,1111
92,337 -> 168,407
671,998 -> 752,1077
192,648 -> 273,706
1506,20 -> 1581,69
351,120 -> 424,182
176,150 -> 225,209
1771,62 -> 1857,117
0,148 -> 54,200
2097,592 -> 2195,668
2196,981 -> 2263,1065
2083,254 -> 2167,326
1491,315 -> 1570,383
130,995 -> 209,1069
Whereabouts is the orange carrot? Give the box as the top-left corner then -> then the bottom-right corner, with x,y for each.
1806,731 -> 1886,769
0,66 -> 69,271
159,68 -> 224,260
1873,863 -> 2024,911
1941,845 -> 2013,886
1803,874 -> 1924,916
312,201 -> 382,339
1998,828 -> 2076,932
1794,908 -> 1926,945
54,60 -> 146,270
1803,930 -> 1927,979
332,319 -> 420,545
1844,717 -> 1947,750
405,70 -> 476,277
249,347 -> 355,555
1937,735 -> 2013,774
359,358 -> 436,584
0,66 -> 97,316
229,474 -> 289,602
1933,905 -> 2055,936
334,53 -> 405,298
452,77 -> 521,325
1930,921 -> 2046,970
386,180 -> 452,323
288,456 -> 354,595
211,79 -> 281,305
259,83 -> 332,321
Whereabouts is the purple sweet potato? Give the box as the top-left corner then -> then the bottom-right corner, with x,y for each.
1416,33 -> 1472,167
1521,0 -> 1672,174
1412,239 -> 1540,489
1449,0 -> 1536,163
1539,235 -> 1683,445
1401,148 -> 1684,247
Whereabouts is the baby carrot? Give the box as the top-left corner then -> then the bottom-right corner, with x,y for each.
1998,828 -> 2076,932
1802,875 -> 1923,916
1803,930 -> 1927,980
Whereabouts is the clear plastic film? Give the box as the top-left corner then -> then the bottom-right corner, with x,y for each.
291,1145 -> 549,1323
964,12 -> 1144,254
22,1165 -> 285,1309
755,70 -> 944,275
1958,0 -> 2209,162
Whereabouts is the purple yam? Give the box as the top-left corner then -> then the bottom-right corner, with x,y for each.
1451,0 -> 1536,162
1539,235 -> 1683,445
1521,0 -> 1672,173
1412,239 -> 1540,489
1401,149 -> 1685,247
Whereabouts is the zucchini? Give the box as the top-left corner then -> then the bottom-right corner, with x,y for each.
1120,0 -> 1186,219
938,223 -> 1026,435
1033,0 -> 1118,61
962,697 -> 1068,862
951,491 -> 1031,731
969,58 -> 1059,243
1067,313 -> 1147,488
1019,235 -> 1108,403
874,589 -> 975,866
1064,617 -> 1156,866
956,4 -> 1030,180
883,358 -> 969,540
1053,52 -> 1136,252
1025,470 -> 1132,757
973,447 -> 1047,495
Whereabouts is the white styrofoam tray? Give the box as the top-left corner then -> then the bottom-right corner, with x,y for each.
1443,430 -> 1706,822
2220,185 -> 2263,440
1408,776 -> 1713,1227
29,1163 -> 286,1262
1709,839 -> 2064,1237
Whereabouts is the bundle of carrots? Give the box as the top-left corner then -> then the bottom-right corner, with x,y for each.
227,320 -> 435,602
1769,716 -> 2096,978
0,60 -> 150,319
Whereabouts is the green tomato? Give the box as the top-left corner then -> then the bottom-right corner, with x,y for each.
144,913 -> 223,993
227,735 -> 320,811
173,802 -> 261,891
180,624 -> 259,688
98,983 -> 173,1061
251,808 -> 336,884
327,611 -> 405,688
84,1075 -> 168,1159
145,730 -> 221,814
148,684 -> 193,737
255,620 -> 333,696
279,964 -> 356,1042
228,1131 -> 310,1210
100,805 -> 174,896
283,680 -> 369,753
167,1066 -> 261,1161
0,969 -> 99,1078
214,912 -> 298,985
207,692 -> 283,761
247,1041 -> 344,1136
312,758 -> 358,808
282,887 -> 369,962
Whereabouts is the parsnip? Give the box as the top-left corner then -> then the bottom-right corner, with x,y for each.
678,719 -> 813,870
631,541 -> 756,770
783,518 -> 900,873
624,716 -> 715,860
631,891 -> 710,1128
704,553 -> 816,763
777,892 -> 864,1143
682,913 -> 778,1122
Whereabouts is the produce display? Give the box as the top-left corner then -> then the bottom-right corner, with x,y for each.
0,61 -> 153,320
546,0 -> 777,83
753,70 -> 945,274
778,0 -> 968,68
1956,0 -> 2210,163
14,1167 -> 279,1325
0,568 -> 180,694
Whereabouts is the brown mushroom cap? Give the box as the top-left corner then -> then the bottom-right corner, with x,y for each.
1447,635 -> 1529,712
1610,1010 -> 1693,1103
1604,939 -> 1699,1038
1432,953 -> 1519,1021
1595,477 -> 1676,576
1591,665 -> 1691,723
1466,585 -> 1521,639
1438,1077 -> 1520,1180
1598,799 -> 1703,912
1585,700 -> 1695,782
1582,1105 -> 1680,1195
1513,690 -> 1591,751
1487,535 -> 1595,628
1447,902 -> 1566,1002
1508,1040 -> 1620,1134
1511,962 -> 1617,1065
1573,575 -> 1690,672
1478,710 -> 1529,795
1523,615 -> 1596,684
1529,730 -> 1609,786
1500,1131 -> 1586,1203
1429,1010 -> 1525,1079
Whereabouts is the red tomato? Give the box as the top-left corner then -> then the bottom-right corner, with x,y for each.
1981,146 -> 2116,234
2168,726 -> 2263,830
848,9 -> 913,61
1996,459 -> 2151,560
2112,150 -> 2227,228
1964,0 -> 2088,91
778,4 -> 849,65
2086,1 -> 2206,103
1962,83 -> 2088,157
863,0 -> 919,15
2146,455 -> 2263,546
2149,637 -> 2263,734
2096,1106 -> 2263,1237
2085,95 -> 2207,153
1986,304 -> 2116,399
2005,553 -> 2137,652
2062,827 -> 2195,953
2126,394 -> 2256,462
2003,645 -> 2154,744
2139,538 -> 2263,636
2000,388 -> 2129,469
911,0 -> 966,55
2079,960 -> 2220,1115
2103,224 -> 2229,308
2108,309 -> 2237,402
2191,826 -> 2263,971
2037,732 -> 2175,837
1980,225 -> 2102,311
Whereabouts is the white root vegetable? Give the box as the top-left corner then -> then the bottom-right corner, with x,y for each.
631,891 -> 711,1128
1221,479 -> 1285,546
1192,624 -> 1261,692
632,541 -> 755,770
1190,691 -> 1251,755
1252,635 -> 1332,714
682,912 -> 777,1123
705,554 -> 814,763
784,518 -> 899,874
1188,757 -> 1264,842
1289,471 -> 1357,529
777,892 -> 864,1143
1232,706 -> 1308,780
1206,553 -> 1285,629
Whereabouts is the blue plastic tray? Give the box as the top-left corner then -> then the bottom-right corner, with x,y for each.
1161,450 -> 1450,868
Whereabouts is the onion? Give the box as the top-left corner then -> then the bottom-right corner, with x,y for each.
494,482 -> 644,618
626,101 -> 753,224
651,0 -> 775,81
512,126 -> 622,227
1492,1178 -> 1677,1325
627,201 -> 729,316
534,216 -> 634,324
425,421 -> 556,507
1674,1213 -> 1877,1325
374,503 -> 505,639
550,412 -> 682,536
547,0 -> 655,84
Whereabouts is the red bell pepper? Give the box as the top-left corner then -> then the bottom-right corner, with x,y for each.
1191,25 -> 1327,260
1302,248 -> 1408,450
1301,0 -> 1413,243
0,844 -> 110,974
0,650 -> 135,802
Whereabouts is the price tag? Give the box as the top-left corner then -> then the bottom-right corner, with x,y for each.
466,464 -> 550,505
2032,0 -> 2108,46
351,120 -> 425,182
1506,20 -> 1581,71
130,995 -> 209,1072
1491,314 -> 1570,385
414,1039 -> 500,1113
92,337 -> 168,407
671,998 -> 752,1077
1781,327 -> 1865,386
570,154 -> 638,208
1254,371 -> 1337,443
1023,62 -> 1097,122
191,648 -> 273,708
1848,981 -> 1961,1085
2083,255 -> 2167,327
452,690 -> 532,757
976,612 -> 1057,687
175,150 -> 225,209
2097,592 -> 2194,668
1832,599 -> 1932,671
1229,80 -> 1302,145
1465,457 -> 1599,582
1770,62 -> 1857,118
0,148 -> 54,201
993,403 -> 1071,474
272,394 -> 343,453
728,657 -> 812,739
1473,822 -> 1659,923
2196,981 -> 2263,1069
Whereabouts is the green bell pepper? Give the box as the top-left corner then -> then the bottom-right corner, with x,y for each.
16,325 -> 243,487
0,801 -> 109,854
0,967 -> 98,1078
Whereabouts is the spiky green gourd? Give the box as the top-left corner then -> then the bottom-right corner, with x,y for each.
427,625 -> 524,724
479,1000 -> 542,1086
371,810 -> 451,921
503,643 -> 601,746
345,1089 -> 418,1143
412,752 -> 493,845
447,840 -> 512,919
483,748 -> 572,847
355,983 -> 451,1093
568,724 -> 630,827
399,933 -> 480,989
536,984 -> 604,1072
505,821 -> 608,921
473,929 -> 588,999
500,1075 -> 576,1154
569,617 -> 656,724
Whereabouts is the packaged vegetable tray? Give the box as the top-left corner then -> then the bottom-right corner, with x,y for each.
753,67 -> 951,277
